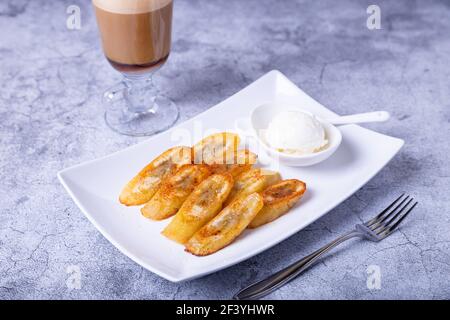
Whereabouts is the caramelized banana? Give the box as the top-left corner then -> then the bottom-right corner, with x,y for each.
119,146 -> 192,206
224,168 -> 281,206
185,193 -> 264,256
192,132 -> 240,165
141,164 -> 211,220
209,149 -> 257,178
249,179 -> 306,228
162,174 -> 234,244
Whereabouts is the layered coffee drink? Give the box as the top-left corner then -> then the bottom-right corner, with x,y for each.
93,0 -> 179,136
93,0 -> 173,74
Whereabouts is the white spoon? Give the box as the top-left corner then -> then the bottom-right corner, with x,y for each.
235,103 -> 390,167
324,111 -> 390,125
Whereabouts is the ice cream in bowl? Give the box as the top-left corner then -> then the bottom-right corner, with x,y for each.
235,102 -> 389,166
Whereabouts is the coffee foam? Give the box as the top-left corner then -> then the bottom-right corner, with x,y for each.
93,0 -> 172,14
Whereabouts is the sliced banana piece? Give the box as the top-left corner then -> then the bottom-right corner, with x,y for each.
192,132 -> 240,165
185,193 -> 264,256
209,149 -> 257,178
249,179 -> 306,228
162,173 -> 234,244
119,146 -> 192,206
141,164 -> 211,220
224,168 -> 281,206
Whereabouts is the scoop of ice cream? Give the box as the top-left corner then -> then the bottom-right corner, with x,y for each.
265,111 -> 328,155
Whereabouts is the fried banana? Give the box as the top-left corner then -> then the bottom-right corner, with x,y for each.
208,149 -> 257,178
192,132 -> 240,165
119,146 -> 192,206
248,179 -> 306,228
185,193 -> 264,256
141,164 -> 211,220
224,168 -> 281,206
162,173 -> 234,244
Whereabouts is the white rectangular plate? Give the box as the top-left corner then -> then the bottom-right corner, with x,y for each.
58,70 -> 403,282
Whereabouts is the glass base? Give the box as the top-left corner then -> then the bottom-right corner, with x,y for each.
104,95 -> 179,136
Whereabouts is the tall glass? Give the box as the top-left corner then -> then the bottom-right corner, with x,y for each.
93,0 -> 178,136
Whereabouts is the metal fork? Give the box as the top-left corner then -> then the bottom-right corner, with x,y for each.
234,193 -> 418,300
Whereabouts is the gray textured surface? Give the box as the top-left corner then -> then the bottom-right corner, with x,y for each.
1,0 -> 449,300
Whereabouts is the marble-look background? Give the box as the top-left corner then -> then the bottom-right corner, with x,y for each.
1,0 -> 449,299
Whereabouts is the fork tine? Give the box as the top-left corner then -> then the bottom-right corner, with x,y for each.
378,201 -> 417,238
365,193 -> 405,226
383,198 -> 414,228
386,201 -> 417,232
377,196 -> 410,224
372,197 -> 413,232
367,194 -> 409,228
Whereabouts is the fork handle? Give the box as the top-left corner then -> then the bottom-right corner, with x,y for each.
234,230 -> 361,300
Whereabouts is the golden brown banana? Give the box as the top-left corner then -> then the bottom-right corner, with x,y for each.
249,179 -> 306,228
162,173 -> 234,244
185,193 -> 264,256
141,164 -> 211,220
209,149 -> 257,177
224,168 -> 281,206
192,132 -> 240,165
119,146 -> 192,206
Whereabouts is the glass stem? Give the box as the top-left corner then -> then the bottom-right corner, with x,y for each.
123,74 -> 158,114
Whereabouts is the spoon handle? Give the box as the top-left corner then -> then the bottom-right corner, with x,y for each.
326,111 -> 390,125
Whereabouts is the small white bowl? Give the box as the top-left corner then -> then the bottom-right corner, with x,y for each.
235,102 -> 342,167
